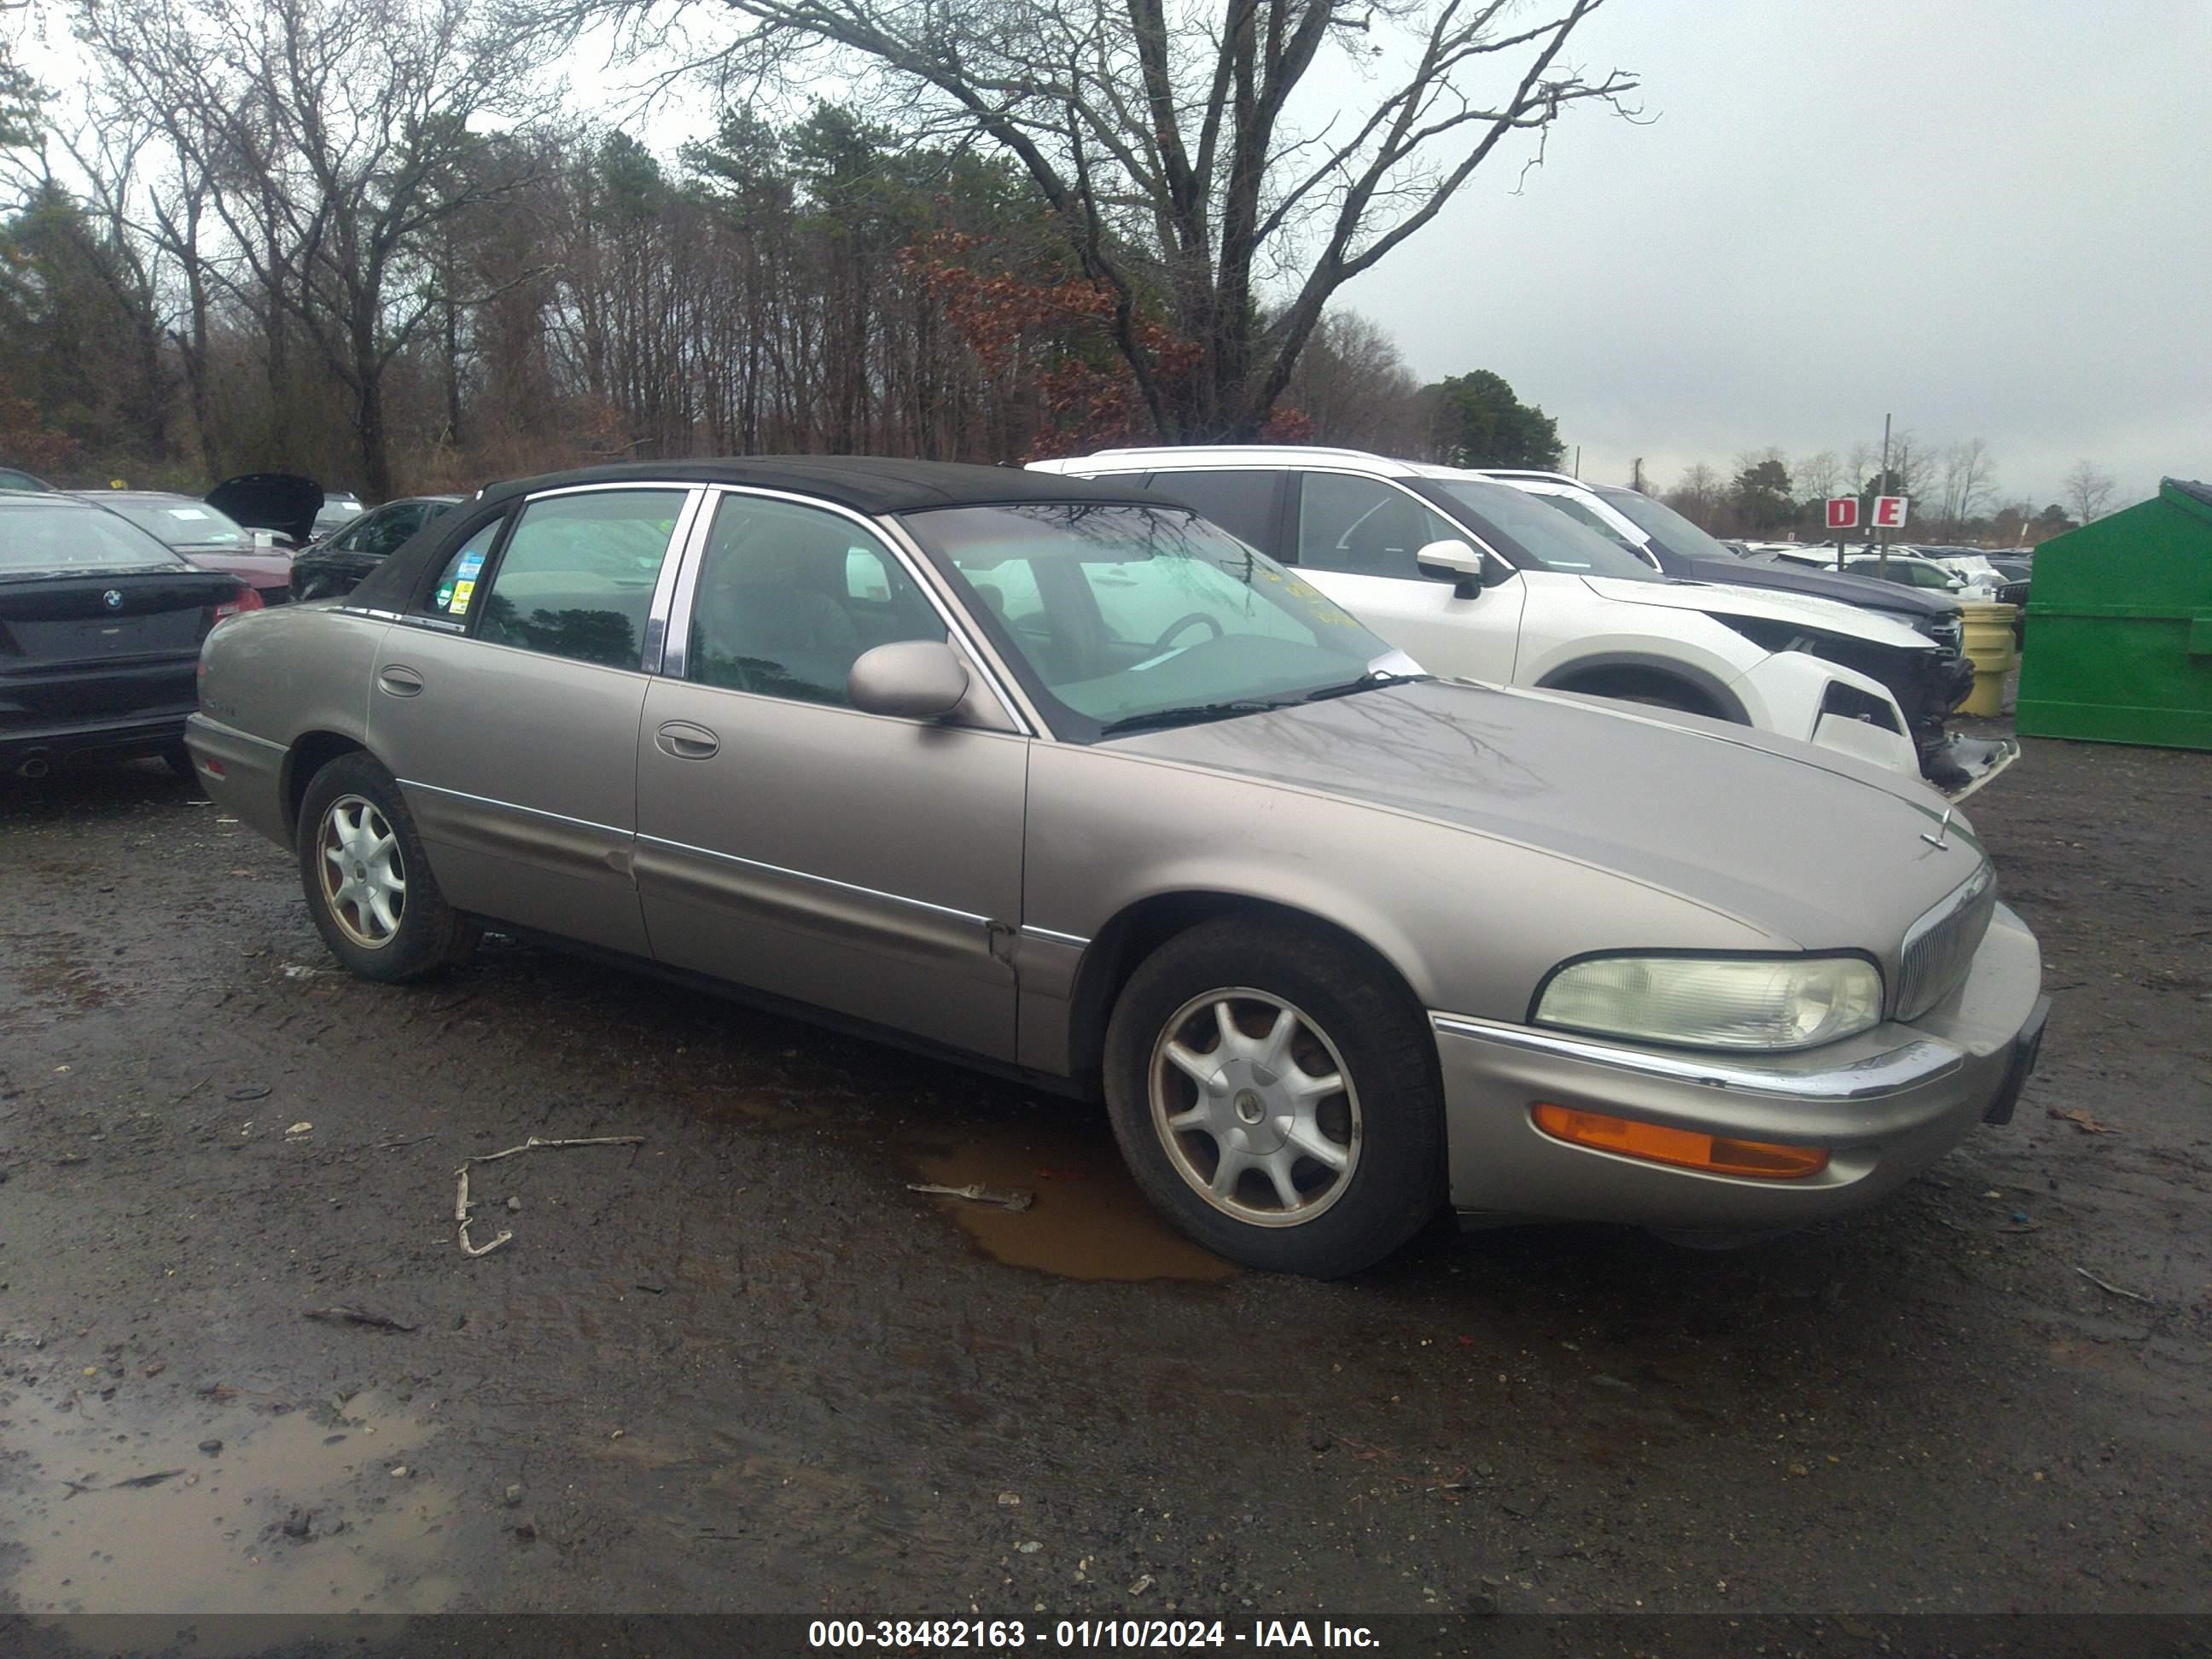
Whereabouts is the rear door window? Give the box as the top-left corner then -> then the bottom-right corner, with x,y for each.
471,490 -> 687,669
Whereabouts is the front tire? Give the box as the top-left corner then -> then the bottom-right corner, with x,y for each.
297,753 -> 477,982
1103,917 -> 1446,1277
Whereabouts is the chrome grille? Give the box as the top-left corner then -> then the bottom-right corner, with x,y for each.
1898,863 -> 1997,1020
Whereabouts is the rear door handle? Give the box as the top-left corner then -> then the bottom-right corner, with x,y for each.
655,720 -> 719,760
377,665 -> 425,697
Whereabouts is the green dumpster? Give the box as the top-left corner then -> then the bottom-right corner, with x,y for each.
2014,477 -> 2212,750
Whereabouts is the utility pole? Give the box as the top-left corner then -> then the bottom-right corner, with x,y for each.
1572,445 -> 1580,479
1876,412 -> 1894,578
1631,456 -> 1645,493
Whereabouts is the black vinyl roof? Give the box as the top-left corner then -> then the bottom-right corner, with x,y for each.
345,456 -> 1174,611
471,457 -> 1164,516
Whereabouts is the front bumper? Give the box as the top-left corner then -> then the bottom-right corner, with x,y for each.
1430,903 -> 2045,1235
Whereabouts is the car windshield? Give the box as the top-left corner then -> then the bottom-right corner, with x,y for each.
96,498 -> 254,549
902,503 -> 1408,739
1417,477 -> 1661,580
1593,485 -> 1742,563
0,504 -> 190,577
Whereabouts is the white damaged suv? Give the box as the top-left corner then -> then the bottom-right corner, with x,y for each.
1030,446 -> 1953,789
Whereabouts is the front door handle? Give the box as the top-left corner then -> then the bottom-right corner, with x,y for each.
377,665 -> 425,697
655,720 -> 719,760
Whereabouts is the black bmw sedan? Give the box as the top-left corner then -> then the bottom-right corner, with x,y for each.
2,494 -> 255,780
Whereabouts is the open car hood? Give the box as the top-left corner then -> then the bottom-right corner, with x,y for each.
206,474 -> 324,549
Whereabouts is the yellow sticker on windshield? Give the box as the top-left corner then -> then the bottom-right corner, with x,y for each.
449,578 -> 475,616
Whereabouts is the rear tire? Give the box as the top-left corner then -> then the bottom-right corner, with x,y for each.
1103,916 -> 1445,1278
297,752 -> 477,982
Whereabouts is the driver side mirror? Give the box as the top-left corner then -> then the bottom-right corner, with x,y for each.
848,639 -> 972,721
1415,538 -> 1493,599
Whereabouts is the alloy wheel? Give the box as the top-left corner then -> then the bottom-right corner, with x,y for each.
316,794 -> 406,948
1148,988 -> 1362,1227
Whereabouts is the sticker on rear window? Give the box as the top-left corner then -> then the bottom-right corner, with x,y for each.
448,579 -> 475,615
456,550 -> 485,580
166,507 -> 212,521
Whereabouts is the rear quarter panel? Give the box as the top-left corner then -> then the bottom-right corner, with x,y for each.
192,604 -> 388,847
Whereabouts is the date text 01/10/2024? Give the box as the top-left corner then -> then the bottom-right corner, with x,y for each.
806,1620 -> 1381,1649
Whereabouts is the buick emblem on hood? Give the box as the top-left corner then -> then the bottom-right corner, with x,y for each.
102,590 -> 124,610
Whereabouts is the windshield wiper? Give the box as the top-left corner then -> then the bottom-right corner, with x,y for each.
1298,667 -> 1429,703
1098,700 -> 1284,736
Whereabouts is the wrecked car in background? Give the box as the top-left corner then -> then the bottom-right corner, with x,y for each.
1033,446 -> 2013,796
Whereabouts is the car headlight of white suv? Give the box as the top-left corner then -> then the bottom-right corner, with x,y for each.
1534,954 -> 1884,1051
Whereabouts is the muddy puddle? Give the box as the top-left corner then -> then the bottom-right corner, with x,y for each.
2,1386 -> 475,1623
911,1116 -> 1237,1284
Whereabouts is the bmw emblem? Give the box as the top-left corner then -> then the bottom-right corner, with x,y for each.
102,589 -> 124,610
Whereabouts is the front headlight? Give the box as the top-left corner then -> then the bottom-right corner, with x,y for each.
1534,954 -> 1884,1051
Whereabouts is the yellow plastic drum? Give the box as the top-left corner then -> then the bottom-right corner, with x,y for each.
1958,601 -> 2019,716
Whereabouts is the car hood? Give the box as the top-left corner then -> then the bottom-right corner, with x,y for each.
1579,574 -> 1933,649
1108,678 -> 1980,951
206,474 -> 324,548
1697,555 -> 1962,619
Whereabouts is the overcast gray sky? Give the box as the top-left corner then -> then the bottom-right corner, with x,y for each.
1338,0 -> 2209,509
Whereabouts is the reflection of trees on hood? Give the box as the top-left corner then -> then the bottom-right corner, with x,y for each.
1185,682 -> 1554,803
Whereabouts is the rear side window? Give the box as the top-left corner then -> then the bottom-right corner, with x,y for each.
1144,470 -> 1284,554
470,490 -> 685,667
420,521 -> 502,620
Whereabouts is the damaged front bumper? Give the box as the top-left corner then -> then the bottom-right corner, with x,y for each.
1924,731 -> 2021,800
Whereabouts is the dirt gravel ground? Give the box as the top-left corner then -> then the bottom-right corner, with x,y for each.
1,725 -> 2208,1647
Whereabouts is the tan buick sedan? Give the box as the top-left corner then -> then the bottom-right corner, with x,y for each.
186,460 -> 2047,1277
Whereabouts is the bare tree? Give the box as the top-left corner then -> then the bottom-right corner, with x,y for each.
1666,461 -> 1721,527
1884,427 -> 1936,504
559,0 -> 1638,441
2063,459 -> 2116,523
73,0 -> 552,496
1793,449 -> 1842,503
1280,309 -> 1424,453
1934,438 -> 1996,534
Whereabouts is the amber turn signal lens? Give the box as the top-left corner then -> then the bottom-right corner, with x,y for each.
1531,1103 -> 1829,1179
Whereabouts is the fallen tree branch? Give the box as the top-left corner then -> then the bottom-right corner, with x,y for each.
2074,1264 -> 2152,1303
454,1135 -> 645,1259
907,1181 -> 1034,1213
